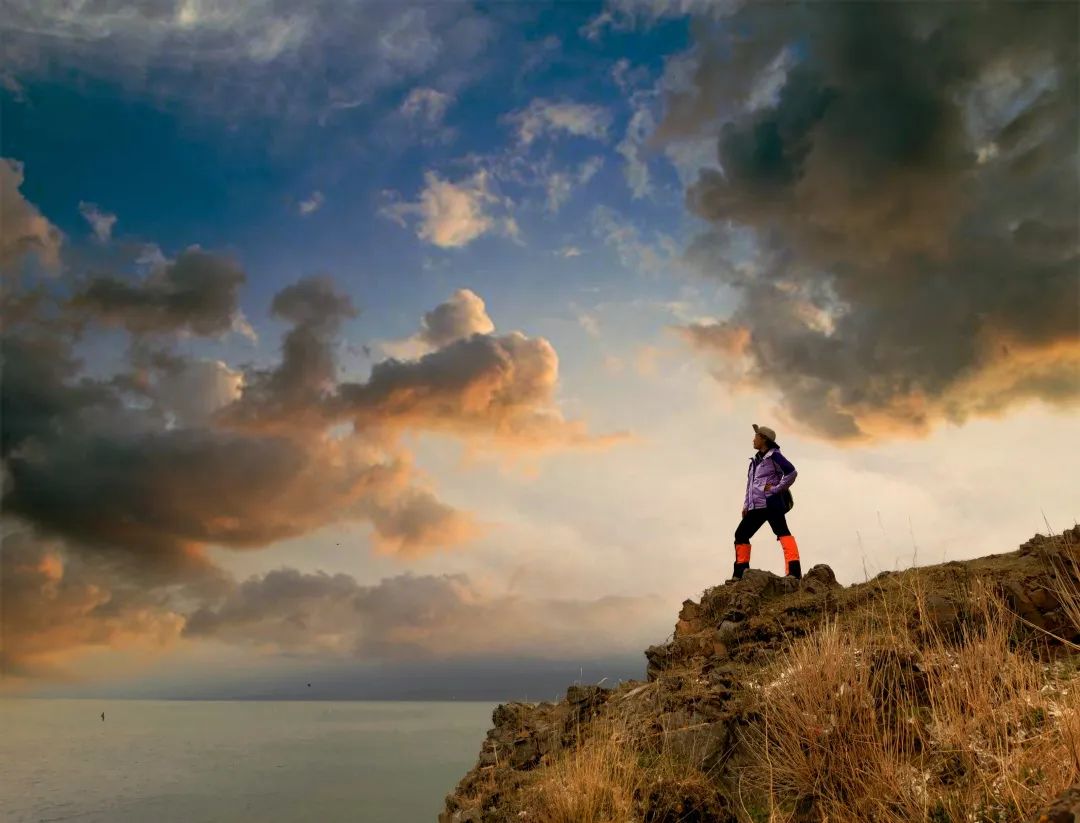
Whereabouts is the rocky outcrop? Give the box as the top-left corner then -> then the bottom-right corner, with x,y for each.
441,526 -> 1080,822
1031,785 -> 1080,823
439,685 -> 610,822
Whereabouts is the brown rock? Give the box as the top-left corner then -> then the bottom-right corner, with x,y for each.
1027,586 -> 1060,612
657,712 -> 732,771
710,636 -> 729,659
679,599 -> 702,621
800,564 -> 840,594
646,642 -> 675,681
921,593 -> 962,637
716,620 -> 741,643
1004,580 -> 1050,630
1029,784 -> 1080,823
675,618 -> 699,637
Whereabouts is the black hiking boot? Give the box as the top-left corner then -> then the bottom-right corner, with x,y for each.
786,560 -> 802,580
731,561 -> 749,581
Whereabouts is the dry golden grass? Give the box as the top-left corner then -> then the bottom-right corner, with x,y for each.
512,536 -> 1080,823
522,701 -> 727,822
1045,528 -> 1080,650
741,571 -> 1080,823
523,715 -> 643,823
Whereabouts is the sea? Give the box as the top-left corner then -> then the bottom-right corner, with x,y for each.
0,699 -> 497,823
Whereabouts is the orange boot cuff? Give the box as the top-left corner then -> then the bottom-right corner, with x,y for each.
779,535 -> 800,563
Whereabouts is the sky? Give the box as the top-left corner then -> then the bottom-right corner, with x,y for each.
1,0 -> 1078,700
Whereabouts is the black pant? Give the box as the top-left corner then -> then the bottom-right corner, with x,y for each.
734,497 -> 791,543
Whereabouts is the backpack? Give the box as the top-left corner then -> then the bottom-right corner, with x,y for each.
771,456 -> 795,513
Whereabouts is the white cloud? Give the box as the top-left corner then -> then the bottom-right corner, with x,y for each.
0,158 -> 62,270
1,4 -> 493,122
297,191 -> 324,216
230,310 -> 259,343
610,58 -> 651,93
544,155 -> 604,213
520,34 -> 562,76
580,10 -> 616,42
380,170 -> 517,249
591,205 -> 679,274
662,136 -> 719,186
574,307 -> 601,338
505,99 -> 612,146
580,0 -> 740,40
383,288 -> 496,358
556,246 -> 583,258
400,86 -> 453,127
617,104 -> 657,199
78,202 -> 117,243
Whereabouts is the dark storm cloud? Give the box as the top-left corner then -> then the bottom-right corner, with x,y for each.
1,329 -> 473,568
224,275 -> 358,431
664,2 -> 1080,440
70,247 -> 246,337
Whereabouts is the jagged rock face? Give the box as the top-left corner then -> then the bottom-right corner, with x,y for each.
441,530 -> 1080,823
650,565 -> 843,681
475,686 -> 611,771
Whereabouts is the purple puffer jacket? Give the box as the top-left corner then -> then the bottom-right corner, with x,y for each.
743,447 -> 797,511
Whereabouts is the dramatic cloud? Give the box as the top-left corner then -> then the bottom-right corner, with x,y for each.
505,99 -> 612,146
0,157 -> 62,271
662,3 -> 1080,440
1,178 -> 622,683
4,267 -> 616,588
69,247 -> 247,337
2,536 -> 664,684
184,568 -> 664,660
338,331 -> 622,450
1,333 -> 476,575
0,532 -> 190,680
151,357 -> 245,426
380,170 -> 519,249
224,275 -> 357,430
0,3 -> 494,121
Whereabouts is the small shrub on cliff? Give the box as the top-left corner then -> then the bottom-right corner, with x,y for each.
524,711 -> 730,823
524,717 -> 642,823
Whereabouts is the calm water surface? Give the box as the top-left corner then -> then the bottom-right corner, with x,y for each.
0,699 -> 496,823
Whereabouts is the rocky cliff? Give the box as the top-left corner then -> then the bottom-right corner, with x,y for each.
441,528 -> 1080,823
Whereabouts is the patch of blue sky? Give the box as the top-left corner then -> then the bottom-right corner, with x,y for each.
1,4 -> 717,389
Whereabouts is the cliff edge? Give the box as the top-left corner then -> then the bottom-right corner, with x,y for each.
441,527 -> 1080,823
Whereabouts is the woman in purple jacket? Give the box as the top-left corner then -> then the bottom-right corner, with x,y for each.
732,424 -> 801,580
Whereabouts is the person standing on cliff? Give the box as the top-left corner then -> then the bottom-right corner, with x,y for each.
732,424 -> 801,581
